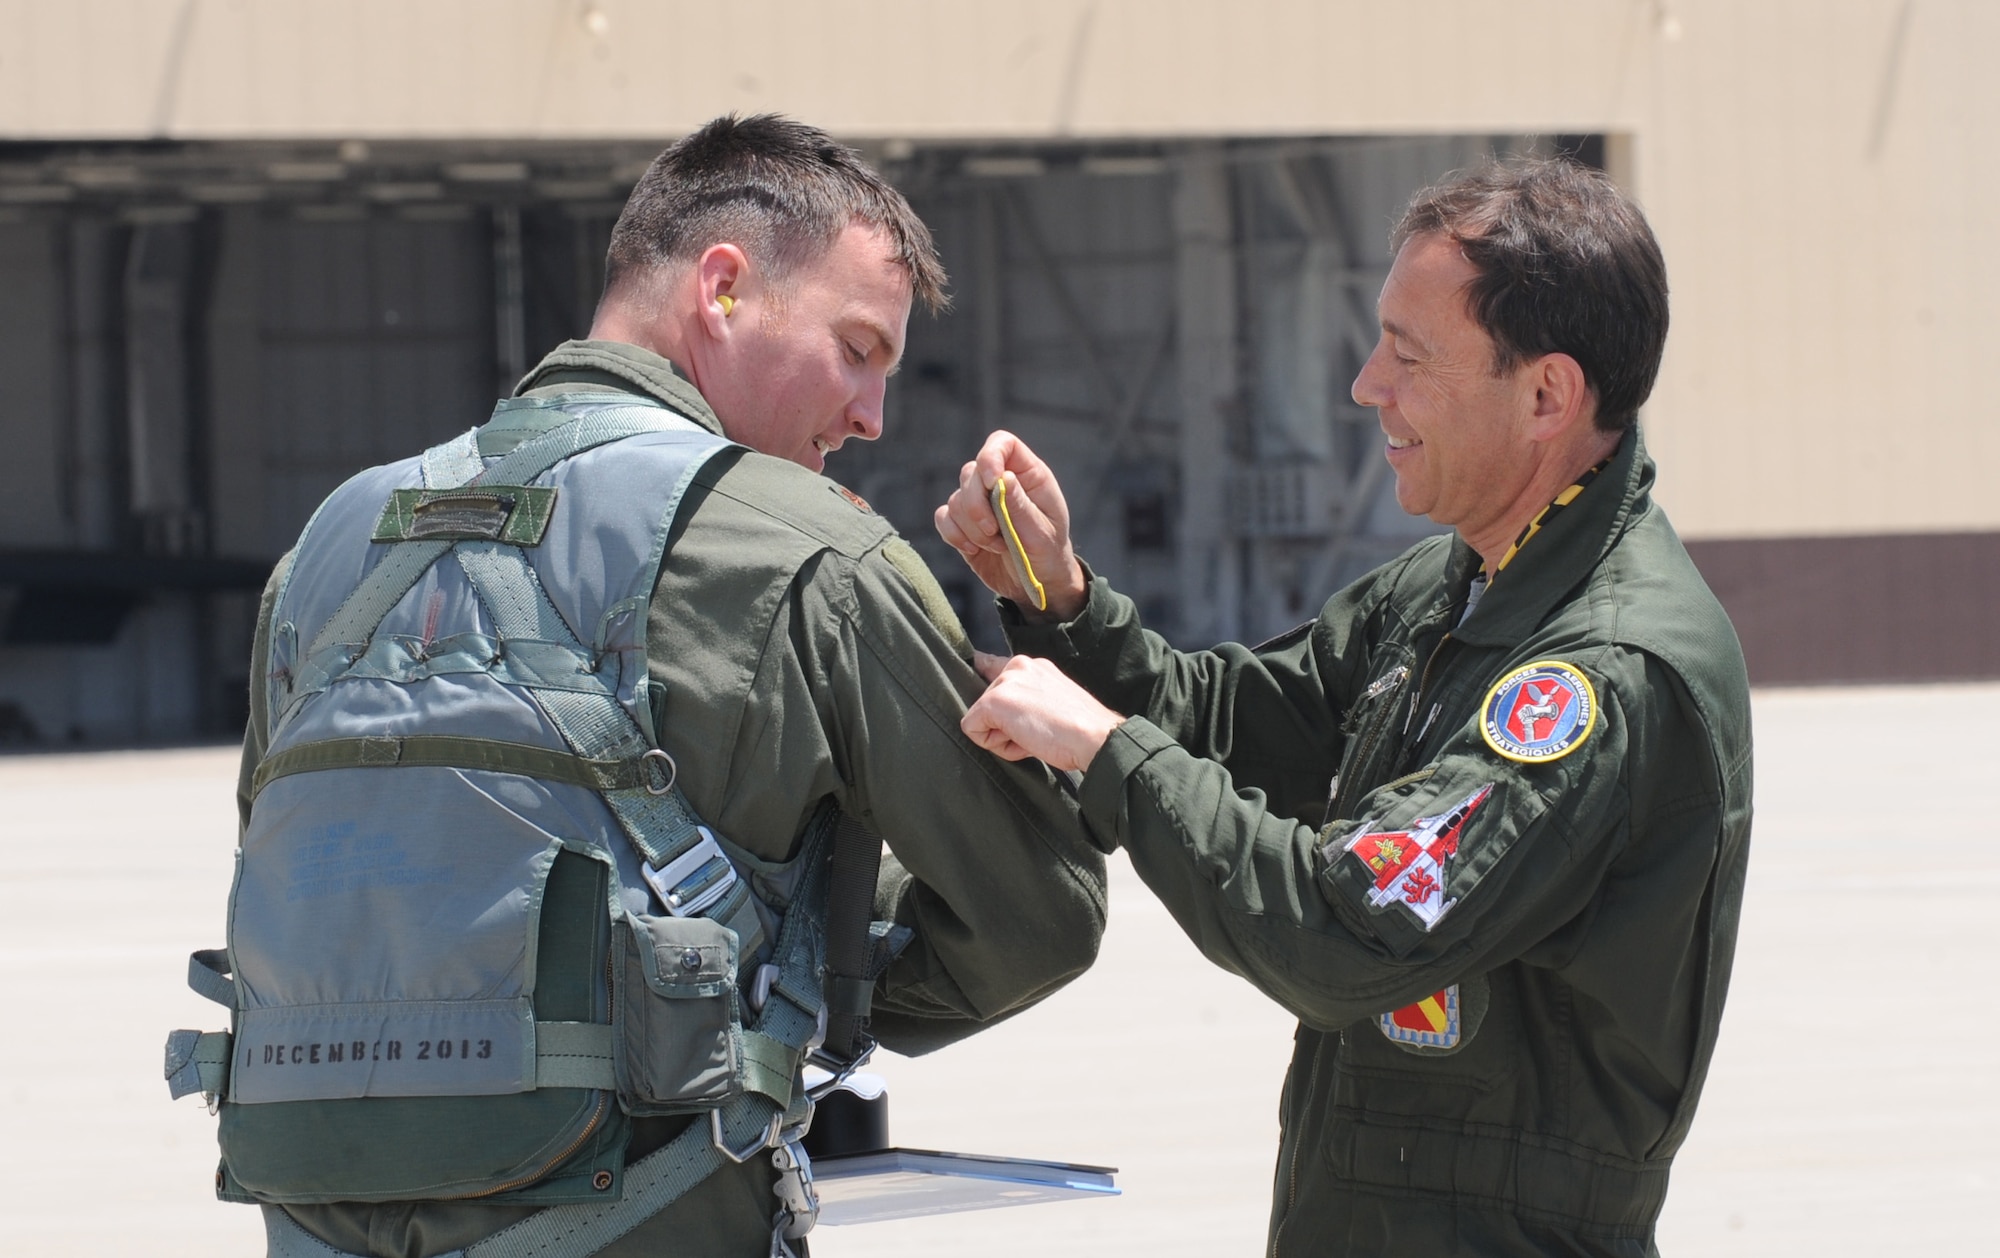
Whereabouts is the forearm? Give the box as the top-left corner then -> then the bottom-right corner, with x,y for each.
1076,714 -> 1626,1032
1079,719 -> 1416,1028
1001,570 -> 1338,788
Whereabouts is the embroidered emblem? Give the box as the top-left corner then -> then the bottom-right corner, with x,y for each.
833,484 -> 874,514
1342,785 -> 1493,931
1479,660 -> 1596,764
1380,985 -> 1461,1050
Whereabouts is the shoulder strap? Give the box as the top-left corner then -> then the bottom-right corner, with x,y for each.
820,812 -> 884,1064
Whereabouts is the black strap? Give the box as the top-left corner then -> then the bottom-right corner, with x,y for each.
821,811 -> 884,1063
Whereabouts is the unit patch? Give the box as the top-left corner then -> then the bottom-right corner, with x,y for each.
1342,785 -> 1492,931
1380,986 -> 1461,1050
833,484 -> 874,514
1479,660 -> 1596,764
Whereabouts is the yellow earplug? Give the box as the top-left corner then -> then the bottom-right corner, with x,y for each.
716,294 -> 736,316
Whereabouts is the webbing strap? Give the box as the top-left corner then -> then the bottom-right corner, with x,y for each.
299,407 -> 691,670
460,1110 -> 726,1258
453,816 -> 839,1258
451,539 -> 764,955
821,813 -> 884,1062
533,1021 -> 617,1090
739,1029 -> 798,1107
481,407 -> 693,487
423,428 -> 484,489
163,1023 -> 614,1105
263,1207 -> 353,1257
301,539 -> 454,664
188,948 -> 236,1009
164,1029 -> 232,1100
250,735 -> 662,800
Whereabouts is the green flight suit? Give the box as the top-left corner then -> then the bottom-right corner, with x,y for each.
237,340 -> 1108,1256
1005,426 -> 1751,1256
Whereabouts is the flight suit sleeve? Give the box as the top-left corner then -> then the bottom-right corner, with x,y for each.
813,540 -> 1111,1056
1002,568 -> 1371,822
1072,643 -> 1681,1030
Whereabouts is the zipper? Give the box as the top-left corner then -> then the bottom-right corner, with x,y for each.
1402,633 -> 1452,740
1272,1043 -> 1326,1258
1331,666 -> 1413,821
460,1089 -> 609,1199
1373,766 -> 1437,796
462,905 -> 621,1200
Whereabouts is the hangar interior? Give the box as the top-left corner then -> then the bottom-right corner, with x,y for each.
0,131 -> 1580,744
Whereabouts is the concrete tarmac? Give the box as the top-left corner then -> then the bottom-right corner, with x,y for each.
2,683 -> 1992,1255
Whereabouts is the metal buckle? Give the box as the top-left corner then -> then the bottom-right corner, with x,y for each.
770,1127 -> 819,1241
748,962 -> 781,1014
642,827 -> 739,917
711,1109 -> 783,1164
641,747 -> 677,795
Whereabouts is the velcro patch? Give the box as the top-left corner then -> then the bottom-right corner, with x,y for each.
1343,785 -> 1492,931
372,486 -> 558,546
1480,659 -> 1596,764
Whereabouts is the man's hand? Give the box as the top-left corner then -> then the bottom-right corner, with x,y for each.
961,652 -> 1126,773
934,431 -> 1088,622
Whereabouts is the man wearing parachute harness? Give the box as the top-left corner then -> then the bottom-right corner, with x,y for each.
164,115 -> 1107,1257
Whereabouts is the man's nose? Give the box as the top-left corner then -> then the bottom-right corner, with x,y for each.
846,376 -> 886,442
1351,341 -> 1391,409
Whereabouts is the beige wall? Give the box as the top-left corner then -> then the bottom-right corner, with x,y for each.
0,0 -> 1991,539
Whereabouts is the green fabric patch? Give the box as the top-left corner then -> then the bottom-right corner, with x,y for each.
372,486 -> 558,546
880,539 -> 972,662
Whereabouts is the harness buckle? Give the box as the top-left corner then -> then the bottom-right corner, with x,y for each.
643,827 -> 739,918
711,1108 -> 784,1164
770,1127 -> 819,1241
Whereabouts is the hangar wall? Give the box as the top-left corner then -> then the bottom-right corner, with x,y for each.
0,0 -> 1990,746
2,0 -> 1992,541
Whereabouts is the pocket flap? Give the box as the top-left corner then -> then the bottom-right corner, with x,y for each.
632,913 -> 738,996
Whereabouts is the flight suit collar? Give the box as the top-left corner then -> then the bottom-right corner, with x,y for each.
1444,424 -> 1651,649
513,339 -> 726,438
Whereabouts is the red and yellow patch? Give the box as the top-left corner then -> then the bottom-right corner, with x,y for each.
1379,985 -> 1461,1050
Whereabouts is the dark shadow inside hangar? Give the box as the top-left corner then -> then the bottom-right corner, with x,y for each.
0,132 -> 1601,745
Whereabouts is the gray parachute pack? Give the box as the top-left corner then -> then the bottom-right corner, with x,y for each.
166,391 -> 892,1257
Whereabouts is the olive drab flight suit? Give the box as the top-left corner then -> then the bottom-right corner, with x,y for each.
1005,426 -> 1751,1257
237,340 -> 1108,1257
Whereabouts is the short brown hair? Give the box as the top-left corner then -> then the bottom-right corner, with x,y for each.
1393,158 -> 1667,431
605,114 -> 948,313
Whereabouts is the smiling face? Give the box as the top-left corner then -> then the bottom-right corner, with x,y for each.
701,222 -> 912,473
1351,232 -> 1540,542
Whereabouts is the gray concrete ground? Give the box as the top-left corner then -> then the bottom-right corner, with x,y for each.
2,683 -> 1993,1255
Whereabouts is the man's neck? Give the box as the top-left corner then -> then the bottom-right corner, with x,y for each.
1464,427 -> 1622,574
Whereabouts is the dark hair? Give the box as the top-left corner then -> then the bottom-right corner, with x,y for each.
1392,157 -> 1667,431
605,113 -> 948,313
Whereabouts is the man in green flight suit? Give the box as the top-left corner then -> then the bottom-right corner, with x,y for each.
237,115 -> 1106,1255
939,158 -> 1751,1256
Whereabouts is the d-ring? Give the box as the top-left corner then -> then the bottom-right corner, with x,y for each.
642,748 -> 677,796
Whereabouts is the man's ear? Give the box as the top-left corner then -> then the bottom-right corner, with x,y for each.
696,243 -> 751,337
1527,352 -> 1595,441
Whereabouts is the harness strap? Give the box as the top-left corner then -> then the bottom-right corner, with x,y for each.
249,735 -> 666,800
164,1029 -> 232,1101
531,1022 -> 617,1090
295,406 -> 691,675
164,1020 -> 618,1106
821,813 -> 885,1063
422,427 -> 485,488
188,948 -> 236,1009
451,538 -> 764,958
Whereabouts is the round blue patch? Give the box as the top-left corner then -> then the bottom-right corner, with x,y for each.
1479,660 -> 1596,763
